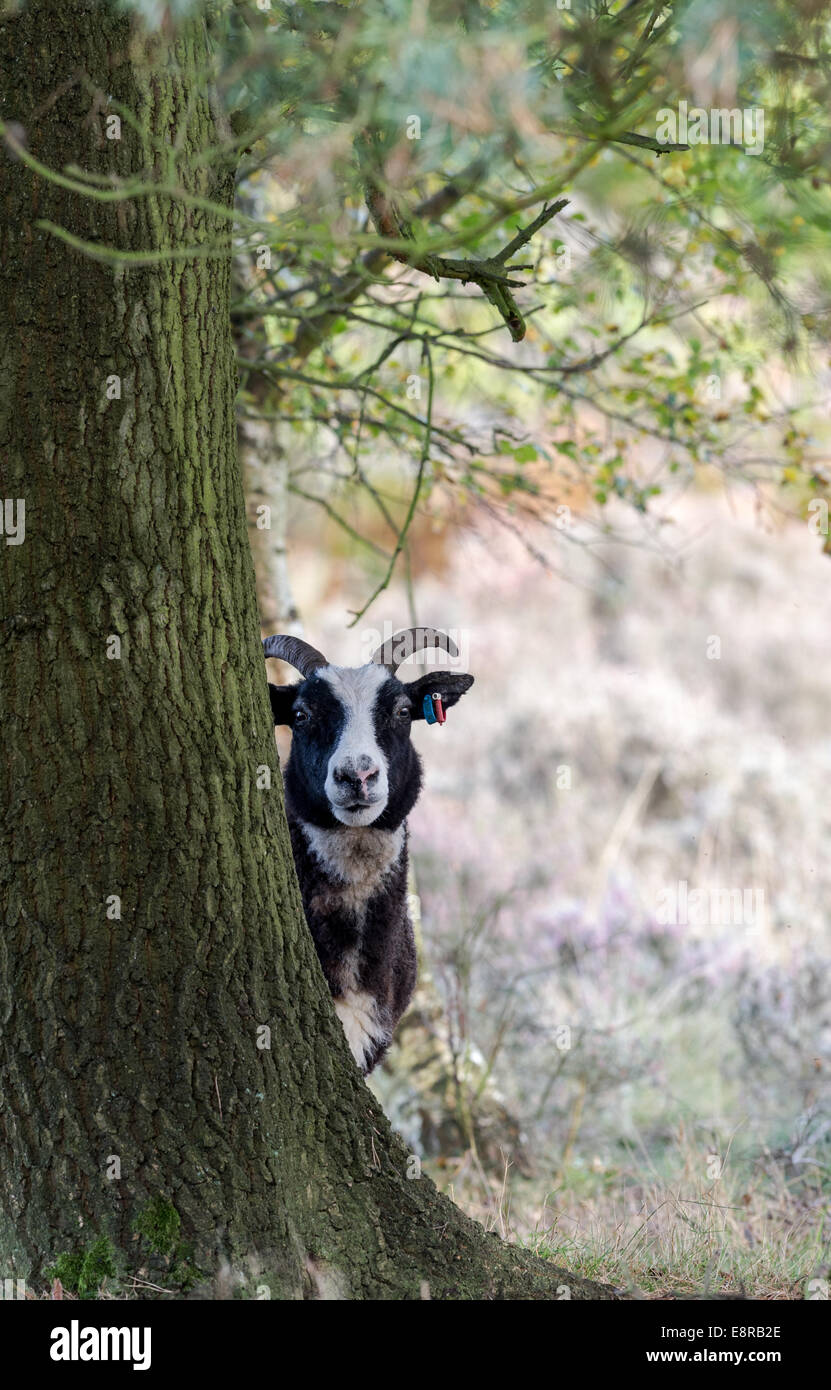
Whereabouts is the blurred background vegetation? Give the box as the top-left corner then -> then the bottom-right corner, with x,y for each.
93,0 -> 831,1295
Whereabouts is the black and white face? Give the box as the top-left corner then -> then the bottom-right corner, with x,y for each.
316,665 -> 395,826
269,664 -> 474,830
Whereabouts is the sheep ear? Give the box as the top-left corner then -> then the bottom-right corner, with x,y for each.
407,672 -> 474,720
269,683 -> 298,726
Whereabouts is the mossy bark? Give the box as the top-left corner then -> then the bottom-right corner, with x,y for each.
0,0 -> 619,1300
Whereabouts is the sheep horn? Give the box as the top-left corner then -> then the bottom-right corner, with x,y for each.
370,627 -> 459,674
262,634 -> 329,677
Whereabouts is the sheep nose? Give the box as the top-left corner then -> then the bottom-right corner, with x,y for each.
333,761 -> 380,796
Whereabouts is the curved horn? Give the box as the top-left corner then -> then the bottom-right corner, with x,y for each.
262,634 -> 328,678
370,627 -> 459,674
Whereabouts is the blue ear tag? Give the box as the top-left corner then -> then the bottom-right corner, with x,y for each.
423,692 -> 446,725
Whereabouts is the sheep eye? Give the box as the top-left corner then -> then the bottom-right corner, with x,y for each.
395,704 -> 411,721
294,709 -> 310,726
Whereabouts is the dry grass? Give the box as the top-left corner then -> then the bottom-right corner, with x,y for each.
428,1132 -> 828,1299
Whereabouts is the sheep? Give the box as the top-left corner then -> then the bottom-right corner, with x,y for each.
264,628 -> 473,1074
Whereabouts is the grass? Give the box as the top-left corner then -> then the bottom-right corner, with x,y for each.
428,1129 -> 830,1299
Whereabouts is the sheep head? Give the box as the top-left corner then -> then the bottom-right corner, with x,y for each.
263,630 -> 473,830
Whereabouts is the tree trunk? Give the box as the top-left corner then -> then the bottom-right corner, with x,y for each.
0,0 -> 616,1300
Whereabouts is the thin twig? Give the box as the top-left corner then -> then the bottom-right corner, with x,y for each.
347,341 -> 434,625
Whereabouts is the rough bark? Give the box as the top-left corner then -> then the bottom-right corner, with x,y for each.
0,0 -> 619,1299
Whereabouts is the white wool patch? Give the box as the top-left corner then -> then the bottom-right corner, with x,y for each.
302,823 -> 405,914
318,664 -> 390,825
334,990 -> 390,1071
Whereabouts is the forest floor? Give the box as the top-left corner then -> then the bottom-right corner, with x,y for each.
431,1140 -> 828,1300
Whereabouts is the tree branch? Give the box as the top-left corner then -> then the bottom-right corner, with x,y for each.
363,183 -> 568,342
279,157 -> 489,363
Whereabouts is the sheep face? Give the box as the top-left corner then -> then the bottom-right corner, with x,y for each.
269,665 -> 473,831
